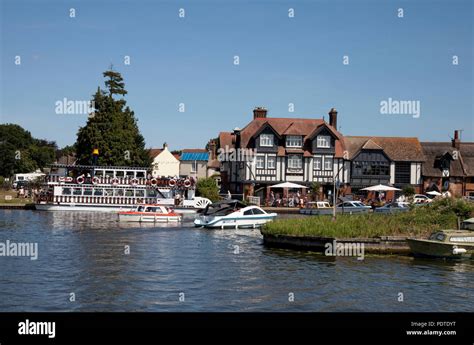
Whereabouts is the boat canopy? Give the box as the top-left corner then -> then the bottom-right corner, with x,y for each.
202,199 -> 247,215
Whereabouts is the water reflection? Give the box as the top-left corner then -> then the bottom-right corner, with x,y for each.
0,210 -> 473,312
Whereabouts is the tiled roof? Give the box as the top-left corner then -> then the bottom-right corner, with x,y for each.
239,117 -> 325,148
148,149 -> 163,158
343,136 -> 425,162
149,149 -> 180,160
237,117 -> 345,158
180,152 -> 209,161
421,142 -> 474,177
219,132 -> 233,148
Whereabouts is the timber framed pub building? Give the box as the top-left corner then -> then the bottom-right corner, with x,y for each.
215,107 -> 426,203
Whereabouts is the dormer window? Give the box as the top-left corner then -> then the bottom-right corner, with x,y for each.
286,135 -> 302,148
260,134 -> 274,147
317,135 -> 331,148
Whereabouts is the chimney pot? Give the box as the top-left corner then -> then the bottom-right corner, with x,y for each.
253,107 -> 267,119
452,130 -> 461,149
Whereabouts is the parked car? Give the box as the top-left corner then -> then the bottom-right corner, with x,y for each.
463,196 -> 474,203
13,180 -> 30,190
336,201 -> 371,214
374,202 -> 410,214
412,194 -> 433,204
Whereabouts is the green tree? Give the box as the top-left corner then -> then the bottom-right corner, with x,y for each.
75,69 -> 151,167
196,177 -> 220,202
402,185 -> 415,198
0,124 -> 56,177
310,182 -> 322,201
56,144 -> 76,160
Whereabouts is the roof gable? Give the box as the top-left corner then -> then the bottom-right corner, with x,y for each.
252,122 -> 282,140
307,123 -> 342,141
362,139 -> 383,150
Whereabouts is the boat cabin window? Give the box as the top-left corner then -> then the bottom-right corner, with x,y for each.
137,206 -> 144,212
114,189 -> 124,196
105,170 -> 114,178
449,236 -> 474,243
95,170 -> 104,177
136,171 -> 145,178
429,233 -> 446,241
73,188 -> 82,196
105,189 -> 113,196
93,189 -> 103,196
62,188 -> 72,195
244,209 -> 254,216
115,171 -> 125,178
252,208 -> 265,215
125,189 -> 134,197
145,207 -> 162,213
126,171 -> 135,178
136,190 -> 145,197
83,188 -> 93,196
146,189 -> 158,197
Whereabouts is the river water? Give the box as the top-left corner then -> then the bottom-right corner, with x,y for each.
0,210 -> 473,312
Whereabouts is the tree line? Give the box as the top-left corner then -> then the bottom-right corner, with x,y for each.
0,69 -> 151,177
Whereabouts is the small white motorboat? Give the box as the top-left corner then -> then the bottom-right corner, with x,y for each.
118,204 -> 182,223
194,200 -> 277,229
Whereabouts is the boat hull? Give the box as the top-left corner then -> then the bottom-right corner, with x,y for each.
194,214 -> 277,229
118,214 -> 181,223
407,239 -> 474,259
35,203 -> 197,214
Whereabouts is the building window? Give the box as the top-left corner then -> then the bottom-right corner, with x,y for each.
324,156 -> 333,171
191,161 -> 198,173
267,156 -> 276,169
352,152 -> 390,176
395,162 -> 411,184
256,156 -> 265,169
288,155 -> 302,169
317,135 -> 331,148
313,156 -> 322,170
260,134 -> 274,147
286,135 -> 302,148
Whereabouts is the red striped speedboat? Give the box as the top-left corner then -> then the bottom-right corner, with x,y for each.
118,204 -> 182,223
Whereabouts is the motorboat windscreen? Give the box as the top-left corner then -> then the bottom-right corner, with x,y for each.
201,200 -> 247,216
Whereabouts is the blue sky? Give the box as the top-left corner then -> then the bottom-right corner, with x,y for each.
1,0 -> 472,149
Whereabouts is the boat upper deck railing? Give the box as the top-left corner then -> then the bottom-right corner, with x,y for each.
46,175 -> 195,188
49,164 -> 150,171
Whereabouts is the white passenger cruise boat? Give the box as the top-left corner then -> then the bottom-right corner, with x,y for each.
35,164 -> 211,213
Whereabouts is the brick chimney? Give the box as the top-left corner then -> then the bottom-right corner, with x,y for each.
452,130 -> 461,150
328,107 -> 338,129
208,139 -> 217,160
253,107 -> 267,119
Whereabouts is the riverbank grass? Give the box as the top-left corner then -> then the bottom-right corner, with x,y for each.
0,190 -> 33,205
262,199 -> 474,238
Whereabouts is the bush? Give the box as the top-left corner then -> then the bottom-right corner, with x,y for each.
402,185 -> 415,198
196,177 -> 220,202
262,198 -> 474,238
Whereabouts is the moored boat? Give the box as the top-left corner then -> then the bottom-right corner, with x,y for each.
194,200 -> 277,229
407,228 -> 474,259
118,204 -> 182,223
35,164 -> 211,213
299,201 -> 333,215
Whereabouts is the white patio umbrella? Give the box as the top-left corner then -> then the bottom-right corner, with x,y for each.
270,182 -> 308,189
361,184 -> 401,191
426,191 -> 442,196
